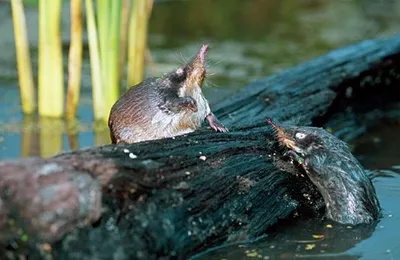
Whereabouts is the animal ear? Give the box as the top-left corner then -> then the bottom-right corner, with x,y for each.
171,67 -> 187,83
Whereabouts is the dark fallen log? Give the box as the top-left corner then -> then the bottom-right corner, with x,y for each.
1,35 -> 400,259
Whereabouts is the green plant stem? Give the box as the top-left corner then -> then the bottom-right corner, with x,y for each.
104,0 -> 121,119
127,0 -> 148,87
118,0 -> 131,83
85,0 -> 104,120
96,0 -> 109,99
38,0 -> 64,118
67,0 -> 83,120
10,0 -> 35,114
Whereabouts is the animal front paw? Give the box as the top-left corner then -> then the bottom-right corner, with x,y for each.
180,97 -> 198,112
283,150 -> 304,165
206,113 -> 229,132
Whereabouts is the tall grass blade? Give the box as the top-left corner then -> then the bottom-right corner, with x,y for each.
66,0 -> 83,120
127,0 -> 149,87
96,0 -> 110,100
85,0 -> 104,121
118,0 -> 131,83
38,0 -> 64,118
103,0 -> 122,120
11,0 -> 36,115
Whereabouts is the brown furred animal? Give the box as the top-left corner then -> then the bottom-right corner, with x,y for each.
108,45 -> 228,144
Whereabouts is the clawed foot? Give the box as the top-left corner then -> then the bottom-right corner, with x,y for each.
206,113 -> 229,132
283,150 -> 304,165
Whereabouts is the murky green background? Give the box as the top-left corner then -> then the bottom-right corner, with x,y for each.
0,0 -> 399,259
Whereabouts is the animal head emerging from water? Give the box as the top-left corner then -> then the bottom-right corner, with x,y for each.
266,117 -> 381,225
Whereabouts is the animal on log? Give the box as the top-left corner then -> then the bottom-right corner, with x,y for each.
0,35 -> 400,259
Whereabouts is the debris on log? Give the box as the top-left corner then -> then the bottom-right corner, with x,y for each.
1,35 -> 400,259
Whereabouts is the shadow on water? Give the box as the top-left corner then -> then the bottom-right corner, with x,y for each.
0,0 -> 400,259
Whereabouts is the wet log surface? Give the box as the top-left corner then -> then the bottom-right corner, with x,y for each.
1,35 -> 400,259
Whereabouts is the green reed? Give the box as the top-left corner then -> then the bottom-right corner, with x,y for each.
127,0 -> 152,87
38,0 -> 64,118
85,0 -> 104,120
66,0 -> 83,121
11,0 -> 152,123
11,0 -> 35,114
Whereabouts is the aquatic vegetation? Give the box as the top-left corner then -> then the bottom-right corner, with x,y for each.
38,0 -> 64,118
10,0 -> 35,115
127,0 -> 152,87
10,0 -> 153,122
96,0 -> 122,122
85,0 -> 104,121
66,0 -> 83,121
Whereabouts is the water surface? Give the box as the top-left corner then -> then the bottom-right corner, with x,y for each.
0,0 -> 399,259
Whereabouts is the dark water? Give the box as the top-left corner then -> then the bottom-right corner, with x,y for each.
0,0 -> 399,259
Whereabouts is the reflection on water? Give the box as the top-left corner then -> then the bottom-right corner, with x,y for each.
66,120 -> 80,151
3,112 -> 111,158
39,117 -> 63,158
94,122 -> 112,146
20,115 -> 39,157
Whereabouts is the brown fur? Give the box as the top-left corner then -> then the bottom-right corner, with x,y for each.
108,45 -> 227,144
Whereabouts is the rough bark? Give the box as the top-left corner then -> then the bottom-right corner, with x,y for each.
1,35 -> 400,259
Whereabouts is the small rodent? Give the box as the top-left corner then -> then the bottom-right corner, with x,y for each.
108,44 -> 228,144
266,117 -> 381,225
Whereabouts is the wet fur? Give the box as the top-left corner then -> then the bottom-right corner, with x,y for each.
279,126 -> 381,224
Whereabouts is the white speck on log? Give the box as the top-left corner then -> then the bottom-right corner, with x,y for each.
129,153 -> 137,159
36,163 -> 63,176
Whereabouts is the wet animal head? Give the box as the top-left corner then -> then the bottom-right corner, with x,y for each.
266,117 -> 381,225
265,117 -> 347,159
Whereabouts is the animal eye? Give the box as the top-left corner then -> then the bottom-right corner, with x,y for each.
295,132 -> 307,140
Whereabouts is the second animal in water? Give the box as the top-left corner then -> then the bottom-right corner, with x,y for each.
266,117 -> 381,225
